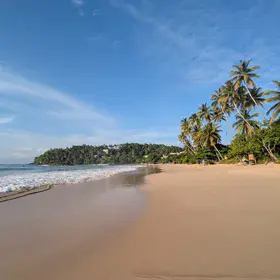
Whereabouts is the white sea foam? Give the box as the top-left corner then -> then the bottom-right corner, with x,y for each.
0,165 -> 139,193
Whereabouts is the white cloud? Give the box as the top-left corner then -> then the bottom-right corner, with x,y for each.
92,9 -> 104,16
0,67 -> 113,124
0,66 -> 179,163
72,0 -> 84,7
71,0 -> 85,16
110,0 -> 276,85
0,116 -> 14,124
0,128 -> 179,163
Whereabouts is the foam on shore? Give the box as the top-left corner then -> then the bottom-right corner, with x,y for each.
0,165 -> 139,193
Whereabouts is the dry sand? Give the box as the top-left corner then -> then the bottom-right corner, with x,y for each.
1,164 -> 280,280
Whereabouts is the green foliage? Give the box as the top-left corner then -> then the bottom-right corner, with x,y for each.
226,121 -> 280,162
34,143 -> 183,165
196,148 -> 216,160
178,58 -> 280,164
33,59 -> 280,166
227,134 -> 264,160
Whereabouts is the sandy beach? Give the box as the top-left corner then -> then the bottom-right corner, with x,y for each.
1,164 -> 280,280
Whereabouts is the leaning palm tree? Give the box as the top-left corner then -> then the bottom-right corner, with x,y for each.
198,103 -> 212,123
220,81 -> 253,128
230,59 -> 260,108
191,123 -> 203,149
246,87 -> 265,110
200,122 -> 223,160
233,109 -> 260,136
179,118 -> 195,154
211,107 -> 226,123
211,89 -> 222,110
189,113 -> 201,127
214,90 -> 235,142
212,87 -> 234,118
178,132 -> 195,155
263,80 -> 280,123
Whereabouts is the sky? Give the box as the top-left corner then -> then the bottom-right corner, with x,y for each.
0,0 -> 280,163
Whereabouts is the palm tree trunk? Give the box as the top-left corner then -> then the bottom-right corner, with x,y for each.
232,100 -> 254,130
245,85 -> 265,118
184,139 -> 196,155
262,141 -> 278,163
215,150 -> 221,161
213,144 -> 223,160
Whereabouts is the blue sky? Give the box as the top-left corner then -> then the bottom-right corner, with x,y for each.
0,0 -> 280,163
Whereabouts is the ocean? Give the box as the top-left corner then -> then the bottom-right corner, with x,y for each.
0,164 -> 140,193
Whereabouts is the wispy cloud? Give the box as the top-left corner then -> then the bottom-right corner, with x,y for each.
110,0 -> 277,85
0,66 -> 113,124
0,66 -> 178,163
71,0 -> 85,16
0,116 -> 14,124
92,9 -> 104,16
0,127 -> 178,163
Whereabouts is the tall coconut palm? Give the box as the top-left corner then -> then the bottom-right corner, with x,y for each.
213,86 -> 235,129
211,107 -> 226,123
263,80 -> 280,123
178,132 -> 195,155
221,81 -> 253,129
233,109 -> 260,136
189,113 -> 201,127
198,103 -> 212,123
212,87 -> 234,118
180,118 -> 189,132
230,59 -> 260,108
200,123 -> 223,160
211,89 -> 222,110
246,87 -> 265,109
191,123 -> 203,149
179,118 -> 195,154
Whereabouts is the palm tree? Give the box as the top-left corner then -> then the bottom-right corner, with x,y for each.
211,89 -> 222,110
189,113 -> 201,127
198,103 -> 212,123
230,59 -> 260,108
179,118 -> 195,154
178,132 -> 195,155
264,80 -> 280,123
220,81 -> 253,129
211,107 -> 226,123
246,87 -> 265,110
233,109 -> 260,136
200,123 -> 223,160
191,123 -> 203,149
212,86 -> 235,139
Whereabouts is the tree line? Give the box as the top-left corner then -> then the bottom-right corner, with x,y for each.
33,143 -> 183,165
178,59 -> 280,164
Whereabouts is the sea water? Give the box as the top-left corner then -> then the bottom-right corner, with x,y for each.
0,164 -> 139,193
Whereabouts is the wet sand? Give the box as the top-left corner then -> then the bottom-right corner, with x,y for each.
1,164 -> 280,280
0,166 -> 159,280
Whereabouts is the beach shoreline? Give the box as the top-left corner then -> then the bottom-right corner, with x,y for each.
0,184 -> 53,203
1,164 -> 280,280
56,164 -> 280,280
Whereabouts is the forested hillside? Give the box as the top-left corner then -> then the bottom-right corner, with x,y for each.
34,143 -> 183,165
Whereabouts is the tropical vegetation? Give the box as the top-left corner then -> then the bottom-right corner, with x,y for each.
178,59 -> 280,164
34,60 -> 280,165
34,143 -> 183,165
